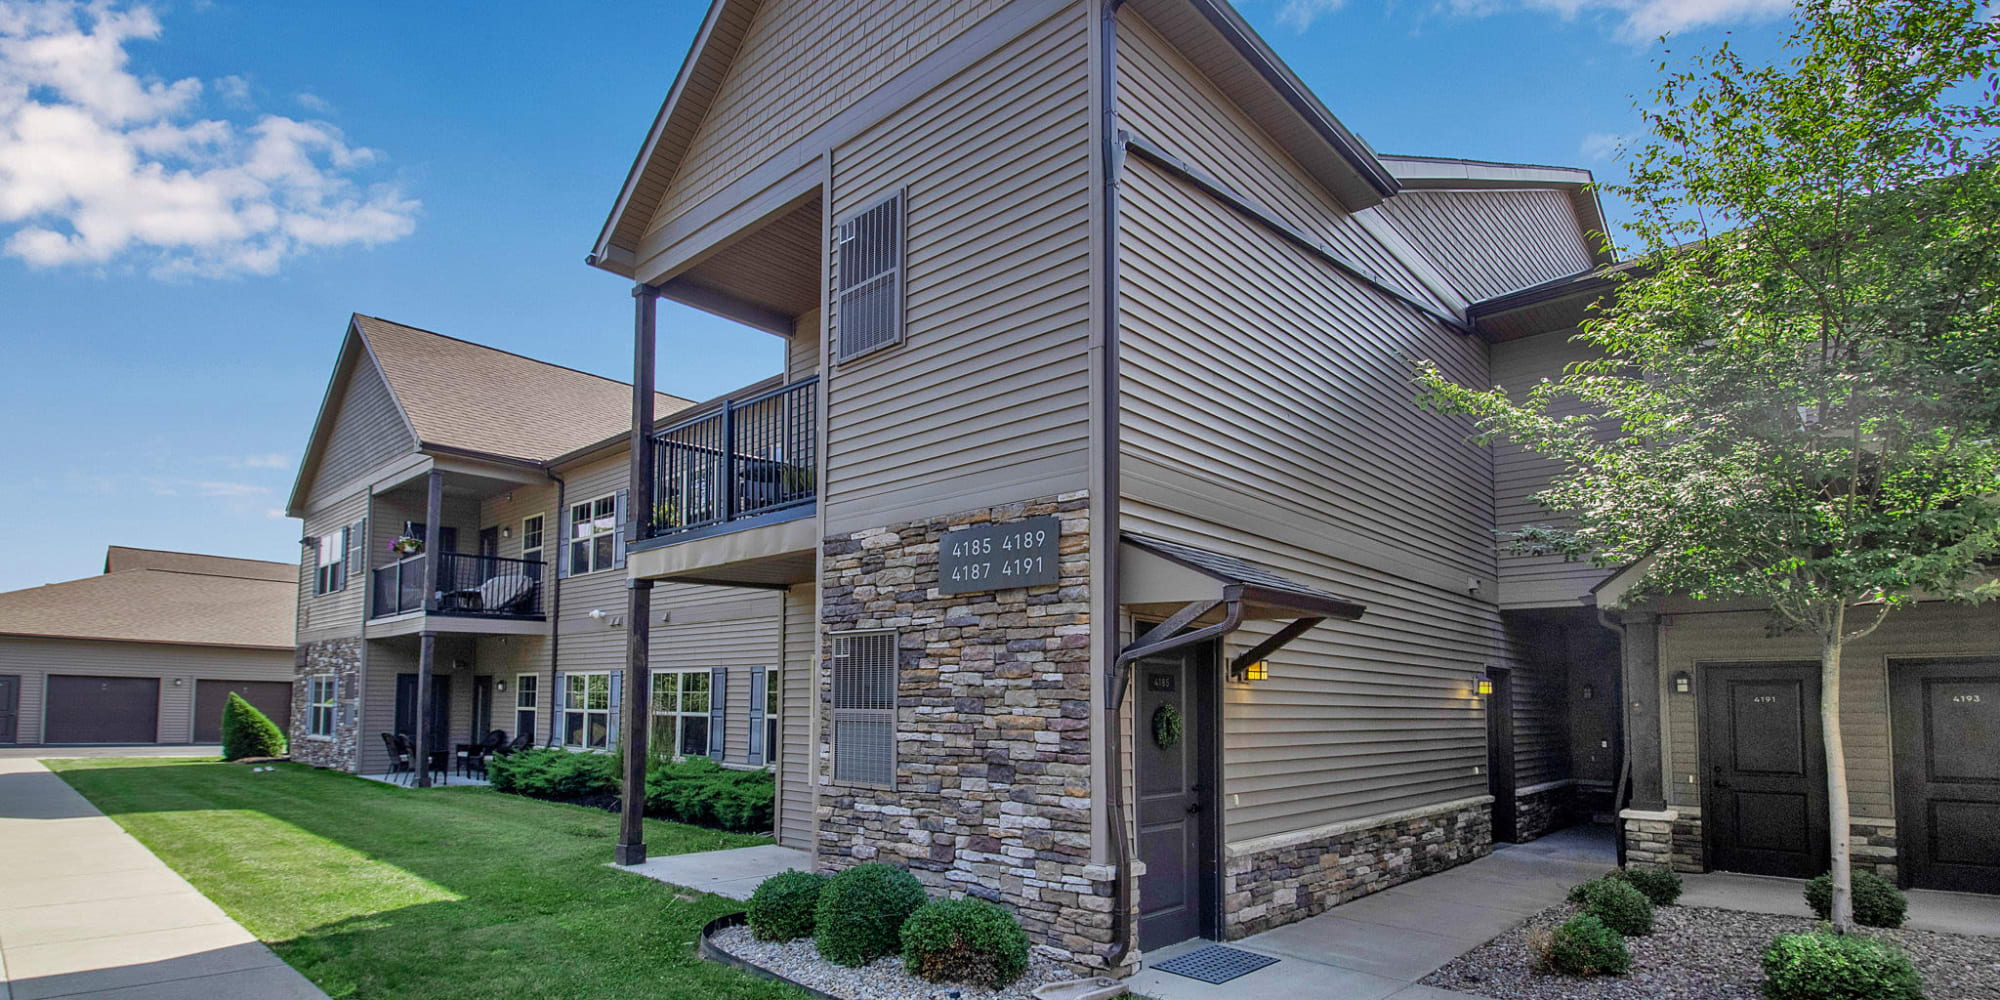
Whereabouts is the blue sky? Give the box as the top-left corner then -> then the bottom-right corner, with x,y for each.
0,0 -> 1793,591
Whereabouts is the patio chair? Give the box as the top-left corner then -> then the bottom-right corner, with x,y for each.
397,733 -> 448,785
460,730 -> 508,779
497,731 -> 534,755
477,573 -> 536,614
380,732 -> 412,785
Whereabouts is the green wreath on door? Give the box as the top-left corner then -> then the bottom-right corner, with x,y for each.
1151,703 -> 1183,749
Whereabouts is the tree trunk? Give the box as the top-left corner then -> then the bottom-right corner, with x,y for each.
1822,604 -> 1855,933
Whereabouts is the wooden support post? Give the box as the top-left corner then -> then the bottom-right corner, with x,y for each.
617,284 -> 658,866
415,469 -> 443,789
1620,612 -> 1666,812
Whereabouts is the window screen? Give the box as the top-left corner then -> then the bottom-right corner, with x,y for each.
831,631 -> 897,786
834,191 -> 905,361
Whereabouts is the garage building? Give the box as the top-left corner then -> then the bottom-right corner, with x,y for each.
0,547 -> 296,746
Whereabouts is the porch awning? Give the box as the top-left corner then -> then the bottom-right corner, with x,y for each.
1120,532 -> 1367,623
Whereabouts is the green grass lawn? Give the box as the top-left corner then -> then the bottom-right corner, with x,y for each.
49,758 -> 807,1000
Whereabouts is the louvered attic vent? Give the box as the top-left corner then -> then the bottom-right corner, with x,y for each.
834,190 -> 905,361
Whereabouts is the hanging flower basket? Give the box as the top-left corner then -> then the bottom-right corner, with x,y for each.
1152,704 -> 1183,750
390,535 -> 424,556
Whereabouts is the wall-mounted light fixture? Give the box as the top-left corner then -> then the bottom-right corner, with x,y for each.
1581,683 -> 1595,701
1671,671 -> 1693,695
298,535 -> 318,549
1477,675 -> 1494,697
496,678 -> 507,693
1244,660 -> 1269,682
501,526 -> 512,539
173,677 -> 184,687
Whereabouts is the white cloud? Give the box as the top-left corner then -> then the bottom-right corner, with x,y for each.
0,1 -> 417,277
1578,130 -> 1626,161
264,507 -> 287,520
1278,0 -> 1348,30
1443,0 -> 1792,41
212,73 -> 248,106
294,91 -> 331,114
235,452 -> 290,469
194,480 -> 266,496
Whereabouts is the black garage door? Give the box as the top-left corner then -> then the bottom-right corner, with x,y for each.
1892,658 -> 2000,894
194,680 -> 294,744
45,675 -> 159,743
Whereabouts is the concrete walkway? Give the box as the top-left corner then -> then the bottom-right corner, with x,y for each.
0,758 -> 326,1000
1681,871 -> 2000,937
616,844 -> 812,900
0,746 -> 221,760
1127,825 -> 1619,1000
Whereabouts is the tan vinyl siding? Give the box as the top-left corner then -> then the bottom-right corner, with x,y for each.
298,491 -> 369,641
0,638 -> 290,745
780,583 -> 815,848
1656,600 -> 2000,822
1373,188 -> 1594,302
1489,330 -> 1613,609
310,357 -> 414,506
788,309 -> 822,382
546,452 -> 632,675
358,638 -> 412,775
652,588 -> 780,764
648,0 -> 1012,231
822,3 -> 1093,533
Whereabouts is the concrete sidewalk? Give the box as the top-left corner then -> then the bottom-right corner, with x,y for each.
1127,825 -> 1619,1000
616,843 -> 811,900
0,758 -> 326,1000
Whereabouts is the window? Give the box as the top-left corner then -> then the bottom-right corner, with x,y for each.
521,514 -> 545,565
514,674 -> 538,742
568,494 -> 617,576
314,527 -> 347,595
834,190 -> 905,361
308,674 -> 337,738
764,667 -> 780,768
650,670 -> 711,758
562,673 -> 611,749
831,632 -> 897,785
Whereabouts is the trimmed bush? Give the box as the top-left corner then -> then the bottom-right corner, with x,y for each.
814,863 -> 929,967
1533,914 -> 1630,977
1610,866 -> 1683,907
1572,876 -> 1654,936
644,757 -> 775,833
486,748 -> 616,800
747,870 -> 828,942
1804,870 -> 1907,929
1760,931 -> 1923,1000
901,898 -> 1031,989
220,692 -> 286,760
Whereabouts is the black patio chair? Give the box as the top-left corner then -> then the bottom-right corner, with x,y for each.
461,730 -> 507,779
497,731 -> 534,755
397,732 -> 448,785
380,732 -> 412,785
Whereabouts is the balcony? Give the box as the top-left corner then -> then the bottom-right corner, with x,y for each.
648,376 -> 818,541
370,552 -> 545,620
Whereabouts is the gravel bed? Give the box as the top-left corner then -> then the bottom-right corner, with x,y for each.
1422,903 -> 2000,1000
709,923 -> 1081,1000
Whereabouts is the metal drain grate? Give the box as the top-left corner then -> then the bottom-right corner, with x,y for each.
1152,945 -> 1280,984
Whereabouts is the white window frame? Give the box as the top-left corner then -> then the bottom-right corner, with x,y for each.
567,494 -> 617,576
562,672 -> 612,750
514,673 -> 538,742
831,630 -> 898,787
314,529 -> 346,595
649,669 -> 712,759
520,514 -> 545,565
764,666 -> 780,771
307,673 -> 337,739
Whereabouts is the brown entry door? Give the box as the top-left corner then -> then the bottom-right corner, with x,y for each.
1136,645 -> 1216,950
45,675 -> 159,743
1892,658 -> 2000,894
0,674 -> 18,743
1703,662 -> 1829,878
194,680 -> 295,743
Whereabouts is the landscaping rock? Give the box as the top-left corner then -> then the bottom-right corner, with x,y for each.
1423,903 -> 2000,1000
711,922 -> 1073,1000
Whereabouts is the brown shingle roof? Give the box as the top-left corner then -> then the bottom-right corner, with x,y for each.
354,315 -> 693,463
102,546 -> 295,583
0,556 -> 298,650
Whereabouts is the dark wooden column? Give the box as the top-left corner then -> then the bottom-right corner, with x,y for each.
617,285 -> 658,865
1619,611 -> 1667,812
415,468 -> 443,788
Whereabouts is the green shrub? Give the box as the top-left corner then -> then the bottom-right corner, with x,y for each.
1534,915 -> 1631,977
1610,866 -> 1683,906
1572,876 -> 1654,936
747,871 -> 828,942
220,693 -> 286,760
901,898 -> 1031,989
1761,931 -> 1923,1000
1804,871 -> 1907,929
487,748 -> 616,800
644,757 -> 774,833
814,863 -> 929,967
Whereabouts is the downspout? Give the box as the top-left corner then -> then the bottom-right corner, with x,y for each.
547,470 -> 566,747
1094,0 -> 1133,971
1597,607 -> 1630,866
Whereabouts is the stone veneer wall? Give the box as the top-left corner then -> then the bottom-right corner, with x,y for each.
1626,808 -> 1899,881
291,638 -> 361,771
1514,782 -> 1578,843
817,492 -> 1122,970
1222,797 -> 1493,938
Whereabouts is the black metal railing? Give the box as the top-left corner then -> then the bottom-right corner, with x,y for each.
369,552 -> 545,619
650,376 -> 818,537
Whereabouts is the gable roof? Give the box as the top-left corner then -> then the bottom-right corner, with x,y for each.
102,546 -> 295,583
288,315 -> 694,514
590,0 -> 1399,275
0,551 -> 297,650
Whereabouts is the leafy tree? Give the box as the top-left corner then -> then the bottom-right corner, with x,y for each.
1416,0 -> 2000,933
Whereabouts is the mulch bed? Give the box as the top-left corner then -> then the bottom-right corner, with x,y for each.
1421,903 -> 2000,1000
